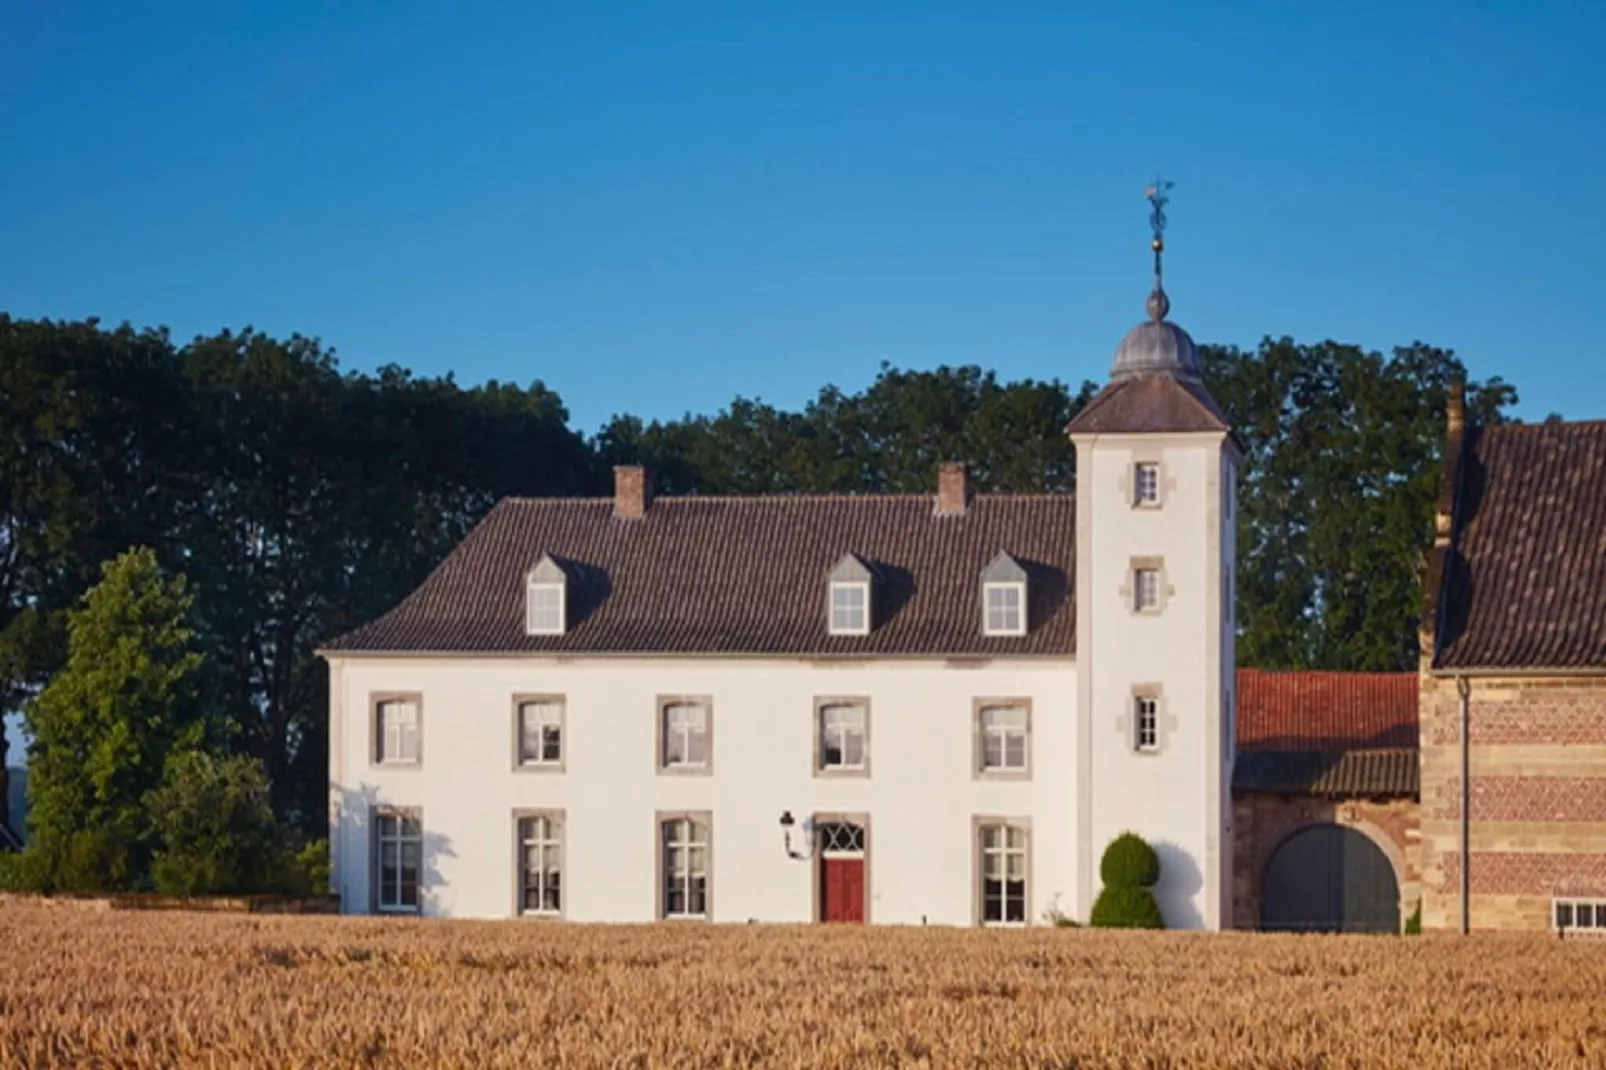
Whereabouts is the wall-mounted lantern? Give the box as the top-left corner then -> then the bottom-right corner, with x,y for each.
779,810 -> 815,860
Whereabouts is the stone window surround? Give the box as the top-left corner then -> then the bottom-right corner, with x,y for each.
511,807 -> 565,920
813,696 -> 871,778
511,694 -> 566,774
810,811 -> 872,923
1120,453 -> 1176,510
369,692 -> 424,769
971,814 -> 1032,927
655,809 -> 713,922
1120,556 -> 1175,616
1119,683 -> 1179,756
656,695 -> 714,776
972,697 -> 1033,781
371,805 -> 423,915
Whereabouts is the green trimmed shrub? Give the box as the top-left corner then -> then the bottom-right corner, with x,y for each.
1090,885 -> 1165,929
1099,831 -> 1160,888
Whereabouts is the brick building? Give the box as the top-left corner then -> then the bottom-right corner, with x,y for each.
1420,389 -> 1606,931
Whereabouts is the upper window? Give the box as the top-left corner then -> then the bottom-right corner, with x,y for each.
818,702 -> 867,773
662,816 -> 710,920
984,583 -> 1026,636
516,698 -> 563,769
827,554 -> 874,636
1134,462 -> 1161,506
660,699 -> 710,772
517,813 -> 563,917
1134,568 -> 1161,612
374,809 -> 422,913
526,555 -> 567,636
978,703 -> 1029,775
375,697 -> 421,765
978,822 -> 1029,926
1135,695 -> 1159,753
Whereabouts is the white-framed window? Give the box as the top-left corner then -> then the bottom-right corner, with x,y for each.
662,816 -> 710,919
517,814 -> 563,916
1134,462 -> 1161,506
979,822 -> 1029,926
979,704 -> 1029,774
1135,695 -> 1159,752
375,698 -> 421,765
830,581 -> 869,635
983,582 -> 1026,636
526,581 -> 565,635
1554,898 -> 1606,933
1134,568 -> 1161,612
516,698 -> 563,768
374,809 -> 422,913
818,703 -> 867,771
661,700 -> 709,771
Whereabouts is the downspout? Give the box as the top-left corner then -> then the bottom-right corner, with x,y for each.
1457,673 -> 1472,935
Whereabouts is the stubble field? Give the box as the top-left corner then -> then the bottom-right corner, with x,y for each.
0,902 -> 1601,1069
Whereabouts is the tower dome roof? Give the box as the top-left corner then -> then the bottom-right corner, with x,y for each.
1111,291 -> 1201,382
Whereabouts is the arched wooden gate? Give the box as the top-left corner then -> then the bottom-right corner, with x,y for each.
1261,824 -> 1400,933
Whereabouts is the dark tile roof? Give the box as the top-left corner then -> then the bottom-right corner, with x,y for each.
1232,748 -> 1418,797
1437,420 -> 1606,670
325,495 -> 1076,657
1236,669 -> 1419,752
1064,375 -> 1231,435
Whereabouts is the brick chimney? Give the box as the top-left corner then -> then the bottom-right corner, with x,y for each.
614,466 -> 651,519
936,462 -> 969,516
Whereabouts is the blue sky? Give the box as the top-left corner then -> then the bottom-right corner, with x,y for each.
3,1 -> 1604,439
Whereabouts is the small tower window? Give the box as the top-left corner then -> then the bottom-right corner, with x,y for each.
1135,695 -> 1159,752
526,555 -> 568,636
827,554 -> 874,636
1134,568 -> 1161,612
980,552 -> 1029,637
1134,462 -> 1161,506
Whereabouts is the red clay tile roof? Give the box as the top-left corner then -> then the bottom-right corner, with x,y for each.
324,494 -> 1076,656
1235,669 -> 1418,752
1064,375 -> 1232,435
1436,420 -> 1606,670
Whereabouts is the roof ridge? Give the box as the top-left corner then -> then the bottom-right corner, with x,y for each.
1236,667 -> 1416,679
502,492 -> 1076,506
1483,418 -> 1606,432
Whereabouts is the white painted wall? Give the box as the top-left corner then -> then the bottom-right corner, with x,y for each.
327,656 -> 1079,925
1072,429 -> 1235,929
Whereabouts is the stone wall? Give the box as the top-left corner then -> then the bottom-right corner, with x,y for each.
1419,674 -> 1606,931
1230,791 -> 1419,930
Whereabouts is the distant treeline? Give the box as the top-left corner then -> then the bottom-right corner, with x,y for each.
0,314 -> 1516,830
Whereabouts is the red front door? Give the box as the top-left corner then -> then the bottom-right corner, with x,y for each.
821,856 -> 865,923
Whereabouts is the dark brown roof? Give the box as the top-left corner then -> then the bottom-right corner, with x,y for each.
1065,375 -> 1232,435
1437,420 -> 1606,670
1232,748 -> 1418,797
325,495 -> 1076,656
1236,669 -> 1418,752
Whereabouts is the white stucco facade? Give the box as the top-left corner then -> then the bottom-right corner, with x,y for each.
327,655 -> 1084,926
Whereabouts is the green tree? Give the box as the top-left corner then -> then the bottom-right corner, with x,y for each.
146,750 -> 284,896
20,548 -> 206,890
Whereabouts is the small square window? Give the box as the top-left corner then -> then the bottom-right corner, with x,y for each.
1135,696 -> 1159,752
979,705 -> 1029,774
818,703 -> 867,771
1134,463 -> 1160,506
1134,568 -> 1161,612
517,699 -> 563,767
526,581 -> 565,635
375,698 -> 421,765
830,582 -> 868,635
984,583 -> 1026,636
661,701 -> 710,771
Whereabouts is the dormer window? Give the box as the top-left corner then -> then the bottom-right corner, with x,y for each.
980,552 -> 1028,637
827,554 -> 873,636
525,554 -> 567,636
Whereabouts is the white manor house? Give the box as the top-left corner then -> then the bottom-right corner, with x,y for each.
323,259 -> 1240,929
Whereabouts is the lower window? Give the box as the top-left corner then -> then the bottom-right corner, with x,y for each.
662,816 -> 710,919
1555,897 -> 1606,932
518,814 -> 563,916
374,809 -> 422,913
979,822 -> 1029,925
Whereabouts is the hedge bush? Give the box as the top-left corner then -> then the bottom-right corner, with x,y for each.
1099,831 -> 1160,889
1090,885 -> 1165,929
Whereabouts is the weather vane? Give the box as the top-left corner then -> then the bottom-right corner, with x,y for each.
1144,176 -> 1175,320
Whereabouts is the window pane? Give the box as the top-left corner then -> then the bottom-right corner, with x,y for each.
981,825 -> 1002,850
983,706 -> 1026,731
1005,882 -> 1026,923
841,731 -> 864,767
685,727 -> 706,764
1579,903 -> 1595,928
1557,902 -> 1575,928
983,734 -> 1004,769
1004,735 -> 1027,769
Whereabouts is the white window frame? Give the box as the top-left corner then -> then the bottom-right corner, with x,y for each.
1554,897 -> 1606,934
373,808 -> 422,914
1134,568 -> 1161,613
516,812 -> 563,918
983,581 -> 1027,637
1134,462 -> 1161,507
1135,695 -> 1160,753
526,580 -> 565,636
658,698 -> 711,773
515,697 -> 564,770
977,820 -> 1030,927
817,701 -> 868,773
976,702 -> 1030,777
829,581 -> 870,636
660,814 -> 711,920
374,697 -> 421,766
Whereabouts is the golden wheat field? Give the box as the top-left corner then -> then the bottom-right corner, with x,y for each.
0,904 -> 1602,1069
